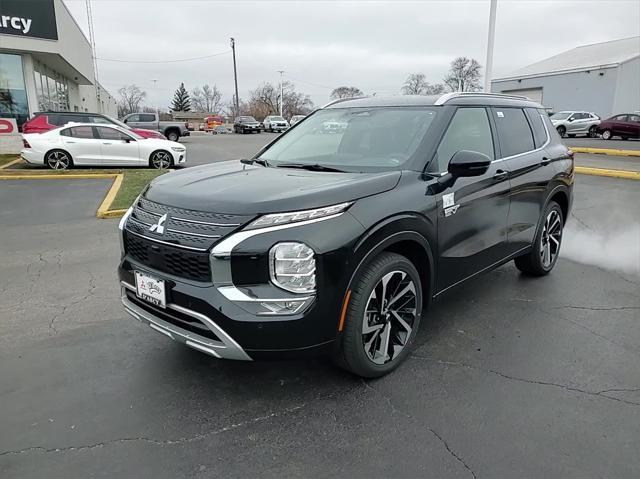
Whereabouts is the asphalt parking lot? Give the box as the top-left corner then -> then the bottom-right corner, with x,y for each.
1,163 -> 639,477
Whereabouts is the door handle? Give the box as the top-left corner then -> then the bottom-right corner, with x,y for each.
493,170 -> 508,180
102,142 -> 112,145
64,141 -> 76,144
541,157 -> 551,165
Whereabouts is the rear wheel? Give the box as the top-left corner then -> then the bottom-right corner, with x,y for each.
334,252 -> 422,378
556,126 -> 566,138
601,129 -> 612,140
45,149 -> 72,170
588,126 -> 598,138
514,201 -> 563,276
149,150 -> 172,169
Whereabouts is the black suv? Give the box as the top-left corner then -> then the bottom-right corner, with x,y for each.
118,93 -> 573,377
233,116 -> 262,134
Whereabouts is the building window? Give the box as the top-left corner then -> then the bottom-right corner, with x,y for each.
33,61 -> 70,112
0,53 -> 29,127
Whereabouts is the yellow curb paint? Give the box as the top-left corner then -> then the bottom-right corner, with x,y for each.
0,158 -> 22,169
96,174 -> 124,218
571,147 -> 640,157
0,173 -> 118,180
575,166 -> 640,180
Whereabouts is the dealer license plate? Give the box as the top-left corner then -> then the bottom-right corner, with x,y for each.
135,271 -> 166,308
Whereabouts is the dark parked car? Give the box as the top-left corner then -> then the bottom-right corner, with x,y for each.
118,93 -> 573,377
22,111 -> 166,139
596,113 -> 640,140
233,116 -> 262,134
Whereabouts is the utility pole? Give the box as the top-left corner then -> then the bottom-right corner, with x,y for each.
86,0 -> 101,112
230,38 -> 239,117
277,70 -> 284,116
151,79 -> 159,117
484,0 -> 498,92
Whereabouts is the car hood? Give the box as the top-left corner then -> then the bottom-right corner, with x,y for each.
144,160 -> 401,214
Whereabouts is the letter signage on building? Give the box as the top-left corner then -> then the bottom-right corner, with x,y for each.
0,0 -> 57,40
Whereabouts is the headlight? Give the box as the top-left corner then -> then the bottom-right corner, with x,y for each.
269,242 -> 316,293
171,146 -> 185,152
247,202 -> 352,230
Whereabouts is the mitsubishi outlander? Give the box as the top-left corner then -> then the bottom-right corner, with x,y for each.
118,93 -> 573,377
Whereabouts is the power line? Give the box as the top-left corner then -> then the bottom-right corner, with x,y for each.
96,50 -> 231,64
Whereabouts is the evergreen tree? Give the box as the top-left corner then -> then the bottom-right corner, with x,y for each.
171,83 -> 191,111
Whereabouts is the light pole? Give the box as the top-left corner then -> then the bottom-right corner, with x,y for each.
230,38 -> 239,116
484,0 -> 498,92
151,79 -> 158,117
277,70 -> 284,116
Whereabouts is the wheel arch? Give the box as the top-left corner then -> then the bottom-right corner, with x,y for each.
546,184 -> 570,222
345,214 -> 436,310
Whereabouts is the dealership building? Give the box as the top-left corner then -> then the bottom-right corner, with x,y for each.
0,0 -> 116,131
492,36 -> 640,118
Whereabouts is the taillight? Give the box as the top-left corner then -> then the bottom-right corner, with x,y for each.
23,138 -> 31,148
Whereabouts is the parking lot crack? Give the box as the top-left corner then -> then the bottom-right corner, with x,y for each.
48,272 -> 97,335
361,379 -> 477,479
410,354 -> 640,407
553,305 -> 640,312
0,403 -> 307,457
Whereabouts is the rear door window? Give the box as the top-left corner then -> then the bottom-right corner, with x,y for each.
139,114 -> 156,122
433,107 -> 494,172
525,108 -> 547,148
492,108 -> 535,158
67,126 -> 96,139
96,126 -> 131,140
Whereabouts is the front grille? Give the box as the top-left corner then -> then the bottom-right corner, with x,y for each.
125,231 -> 212,282
124,197 -> 254,282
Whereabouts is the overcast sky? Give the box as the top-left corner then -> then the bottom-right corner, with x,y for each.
63,0 -> 640,110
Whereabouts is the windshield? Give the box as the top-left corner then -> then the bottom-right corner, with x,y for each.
258,107 -> 437,172
273,116 -> 285,121
551,112 -> 571,120
110,117 -> 132,130
120,127 -> 143,140
240,116 -> 256,122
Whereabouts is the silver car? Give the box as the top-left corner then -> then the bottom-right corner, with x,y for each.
550,111 -> 600,138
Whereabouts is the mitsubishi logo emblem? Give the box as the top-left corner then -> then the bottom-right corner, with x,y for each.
149,214 -> 167,234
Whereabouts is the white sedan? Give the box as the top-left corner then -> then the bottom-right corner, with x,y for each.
21,123 -> 186,170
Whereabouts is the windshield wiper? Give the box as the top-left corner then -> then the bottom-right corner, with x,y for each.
274,163 -> 346,173
240,158 -> 271,167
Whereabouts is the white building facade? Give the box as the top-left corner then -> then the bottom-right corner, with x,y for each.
492,37 -> 640,118
0,0 -> 116,130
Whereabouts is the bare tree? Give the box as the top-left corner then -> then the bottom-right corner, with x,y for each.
330,86 -> 364,100
117,84 -> 146,118
443,57 -> 482,92
401,73 -> 446,95
246,82 -> 313,120
191,84 -> 223,113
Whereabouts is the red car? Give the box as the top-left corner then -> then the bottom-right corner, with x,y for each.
596,113 -> 640,140
22,112 -> 166,139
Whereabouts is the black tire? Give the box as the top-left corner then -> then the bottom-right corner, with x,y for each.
334,252 -> 423,378
166,130 -> 179,142
45,149 -> 73,170
568,134 -> 575,138
621,136 -> 629,141
514,201 -> 563,276
149,150 -> 173,169
601,129 -> 612,140
556,126 -> 566,138
588,126 -> 598,138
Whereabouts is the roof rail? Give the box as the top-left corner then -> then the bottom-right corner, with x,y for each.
434,91 -> 530,105
321,96 -> 367,109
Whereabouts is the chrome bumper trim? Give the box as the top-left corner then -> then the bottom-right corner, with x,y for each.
121,282 -> 252,361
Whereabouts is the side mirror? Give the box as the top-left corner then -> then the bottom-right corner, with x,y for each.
568,118 -> 574,122
124,138 -> 132,143
448,150 -> 492,178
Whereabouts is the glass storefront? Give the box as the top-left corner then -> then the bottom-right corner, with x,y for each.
0,53 -> 30,127
33,61 -> 70,112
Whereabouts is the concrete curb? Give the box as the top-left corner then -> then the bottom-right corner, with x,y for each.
0,172 -> 126,218
575,166 -> 640,180
571,147 -> 640,157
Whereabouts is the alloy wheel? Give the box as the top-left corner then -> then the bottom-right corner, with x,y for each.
602,130 -> 611,140
151,151 -> 171,169
46,151 -> 70,170
362,270 -> 417,365
540,210 -> 562,268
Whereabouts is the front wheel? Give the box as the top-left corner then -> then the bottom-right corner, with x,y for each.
601,129 -> 612,140
557,126 -> 566,138
149,150 -> 172,169
166,130 -> 179,142
334,252 -> 422,378
588,126 -> 598,138
514,201 -> 563,276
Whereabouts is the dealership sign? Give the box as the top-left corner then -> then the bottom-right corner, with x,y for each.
0,0 -> 57,40
0,118 -> 22,155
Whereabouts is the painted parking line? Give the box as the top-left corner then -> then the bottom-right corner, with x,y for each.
574,166 -> 640,180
